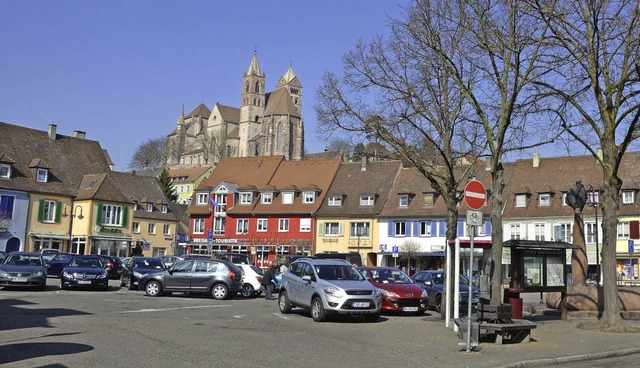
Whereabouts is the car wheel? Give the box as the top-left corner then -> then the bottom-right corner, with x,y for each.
311,297 -> 327,322
145,281 -> 162,297
278,291 -> 292,314
435,295 -> 442,313
241,284 -> 255,298
211,284 -> 228,300
119,276 -> 126,288
365,311 -> 380,322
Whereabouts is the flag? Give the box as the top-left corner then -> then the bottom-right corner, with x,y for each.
209,195 -> 218,208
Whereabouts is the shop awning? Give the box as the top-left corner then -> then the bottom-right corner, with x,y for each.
29,232 -> 71,240
91,235 -> 134,242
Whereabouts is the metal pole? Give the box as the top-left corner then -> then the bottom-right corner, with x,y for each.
445,239 -> 453,328
454,237 -> 461,332
466,225 -> 475,352
595,203 -> 600,285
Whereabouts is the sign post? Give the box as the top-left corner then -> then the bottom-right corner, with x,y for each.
392,245 -> 399,268
463,179 -> 486,353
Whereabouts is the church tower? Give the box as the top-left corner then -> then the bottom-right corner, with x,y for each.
239,52 -> 266,156
276,65 -> 303,115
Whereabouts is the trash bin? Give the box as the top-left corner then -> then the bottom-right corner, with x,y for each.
504,288 -> 524,319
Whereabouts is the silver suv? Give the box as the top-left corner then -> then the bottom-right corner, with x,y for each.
278,258 -> 382,322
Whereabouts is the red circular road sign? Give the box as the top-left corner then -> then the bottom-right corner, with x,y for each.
464,180 -> 487,210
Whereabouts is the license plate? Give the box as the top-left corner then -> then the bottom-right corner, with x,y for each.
352,301 -> 370,308
403,306 -> 419,312
77,280 -> 92,285
471,298 -> 479,303
11,277 -> 27,282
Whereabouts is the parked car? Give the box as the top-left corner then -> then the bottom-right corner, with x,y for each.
0,252 -> 47,290
313,252 -> 363,266
237,264 -> 264,298
182,254 -> 213,261
215,252 -> 251,265
278,258 -> 382,322
98,255 -> 124,279
44,252 -> 74,277
411,270 -> 480,313
120,257 -> 167,290
157,256 -> 184,268
0,251 -> 7,263
358,266 -> 429,315
60,255 -> 109,290
138,259 -> 242,300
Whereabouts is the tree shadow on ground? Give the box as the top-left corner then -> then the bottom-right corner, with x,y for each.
0,299 -> 92,331
0,342 -> 93,365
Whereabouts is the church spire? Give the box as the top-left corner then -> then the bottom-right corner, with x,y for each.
247,51 -> 262,76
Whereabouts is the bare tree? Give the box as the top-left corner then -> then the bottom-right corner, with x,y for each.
198,130 -> 228,164
399,239 -> 423,275
533,0 -> 640,332
129,137 -> 166,169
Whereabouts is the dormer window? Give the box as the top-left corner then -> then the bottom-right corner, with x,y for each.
162,204 -> 168,213
303,191 -> 315,204
0,163 -> 11,179
240,192 -> 253,205
515,194 -> 527,208
328,195 -> 342,207
262,192 -> 273,204
622,190 -> 635,204
36,168 -> 48,183
539,193 -> 551,207
360,194 -> 375,206
399,194 -> 409,207
282,192 -> 294,205
423,193 -> 434,208
146,203 -> 153,212
196,193 -> 208,205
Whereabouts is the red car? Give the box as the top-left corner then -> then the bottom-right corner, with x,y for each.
359,266 -> 429,315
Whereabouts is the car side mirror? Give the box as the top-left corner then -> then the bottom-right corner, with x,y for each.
168,269 -> 174,275
302,275 -> 312,282
425,281 -> 432,286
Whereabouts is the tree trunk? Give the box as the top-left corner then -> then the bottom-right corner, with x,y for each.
571,212 -> 587,286
442,195 -> 460,319
490,162 -> 506,305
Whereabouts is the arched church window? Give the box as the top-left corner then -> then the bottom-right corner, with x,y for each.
226,145 -> 231,157
255,81 -> 260,93
253,98 -> 256,106
255,116 -> 259,123
295,97 -> 298,104
277,123 -> 283,152
245,82 -> 249,93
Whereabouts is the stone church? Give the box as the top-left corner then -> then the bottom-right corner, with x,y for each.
165,53 -> 305,167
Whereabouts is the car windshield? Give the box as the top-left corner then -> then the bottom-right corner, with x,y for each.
5,255 -> 42,266
68,258 -> 103,268
134,259 -> 165,269
315,264 -> 364,281
249,265 -> 263,275
369,269 -> 413,284
53,253 -> 72,261
430,272 -> 469,286
42,253 -> 58,261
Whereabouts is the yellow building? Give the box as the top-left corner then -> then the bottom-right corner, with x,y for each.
167,166 -> 213,205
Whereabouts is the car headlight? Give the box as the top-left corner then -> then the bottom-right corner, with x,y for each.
0,270 -> 9,277
133,272 -> 143,279
421,289 -> 429,298
380,289 -> 399,298
32,271 -> 44,278
97,272 -> 108,279
62,271 -> 71,278
323,286 -> 345,297
374,287 -> 382,298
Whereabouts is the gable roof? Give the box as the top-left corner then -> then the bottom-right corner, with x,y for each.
167,166 -> 213,183
215,103 -> 240,123
110,171 -> 178,221
264,88 -> 299,116
75,173 -> 130,203
0,122 -> 112,197
186,103 -> 211,119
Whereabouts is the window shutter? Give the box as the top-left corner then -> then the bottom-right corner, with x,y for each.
431,221 -> 437,236
484,219 -> 492,235
631,221 -> 639,239
318,223 -> 325,236
122,206 -> 129,227
553,225 -> 562,241
388,221 -> 395,237
55,201 -> 62,223
405,221 -> 411,236
439,220 -> 447,237
96,204 -> 103,225
37,199 -> 45,222
457,219 -> 464,236
338,222 -> 344,236
413,221 -> 420,236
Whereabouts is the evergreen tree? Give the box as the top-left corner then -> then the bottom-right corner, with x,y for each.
158,168 -> 178,203
352,142 -> 366,162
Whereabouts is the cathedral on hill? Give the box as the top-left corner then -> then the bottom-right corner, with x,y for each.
164,53 -> 305,167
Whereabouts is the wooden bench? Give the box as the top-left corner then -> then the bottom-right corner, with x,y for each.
475,303 -> 537,345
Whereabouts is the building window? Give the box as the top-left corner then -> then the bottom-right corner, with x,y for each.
562,193 -> 568,206
36,168 -> 48,183
152,247 -> 166,257
148,223 -> 156,234
279,218 -> 289,232
587,191 -> 600,205
196,193 -> 208,205
240,192 -> 253,205
423,193 -> 434,208
193,218 -> 205,234
360,195 -> 375,206
237,219 -> 249,234
262,192 -> 273,204
303,192 -> 315,204
350,222 -> 369,238
534,223 -> 546,241
43,200 -> 56,223
399,195 -> 409,207
622,190 -> 634,204
146,203 -> 153,212
539,193 -> 551,206
132,222 -> 140,234
555,223 -> 572,243
0,163 -> 11,179
282,192 -> 294,204
300,218 -> 311,232
322,222 -> 342,236
102,205 -> 122,226
617,221 -> 630,239
213,217 -> 225,235
328,195 -> 342,207
163,224 -> 170,235
395,221 -> 406,236
515,194 -> 526,207
420,221 -> 432,236
586,222 -> 598,244
161,205 -> 168,214
510,224 -> 521,240
257,219 -> 267,232
0,195 -> 15,219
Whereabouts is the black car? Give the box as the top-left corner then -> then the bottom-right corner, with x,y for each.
60,256 -> 110,291
0,252 -> 47,290
44,252 -> 74,277
138,259 -> 242,300
411,270 -> 480,313
98,255 -> 124,279
120,257 -> 167,290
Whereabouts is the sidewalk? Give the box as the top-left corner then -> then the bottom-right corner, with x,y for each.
422,298 -> 640,368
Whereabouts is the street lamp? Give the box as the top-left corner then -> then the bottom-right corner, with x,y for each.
62,204 -> 84,254
586,185 -> 601,285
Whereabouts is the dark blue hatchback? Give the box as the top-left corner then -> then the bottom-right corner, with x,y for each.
45,253 -> 74,277
120,257 -> 167,290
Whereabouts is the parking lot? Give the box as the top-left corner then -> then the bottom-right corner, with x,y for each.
0,279 -> 455,368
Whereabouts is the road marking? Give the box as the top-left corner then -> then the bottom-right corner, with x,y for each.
233,315 -> 246,319
273,313 -> 289,320
118,304 -> 232,313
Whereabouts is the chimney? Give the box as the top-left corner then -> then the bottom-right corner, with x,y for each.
361,156 -> 367,171
73,130 -> 86,139
48,124 -> 57,140
533,152 -> 541,168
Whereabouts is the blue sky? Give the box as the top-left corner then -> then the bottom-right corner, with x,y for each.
1,1 -> 406,171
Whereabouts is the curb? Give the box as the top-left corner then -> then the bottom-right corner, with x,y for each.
496,347 -> 640,368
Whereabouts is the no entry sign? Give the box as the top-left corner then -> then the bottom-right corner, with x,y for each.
464,180 -> 487,210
